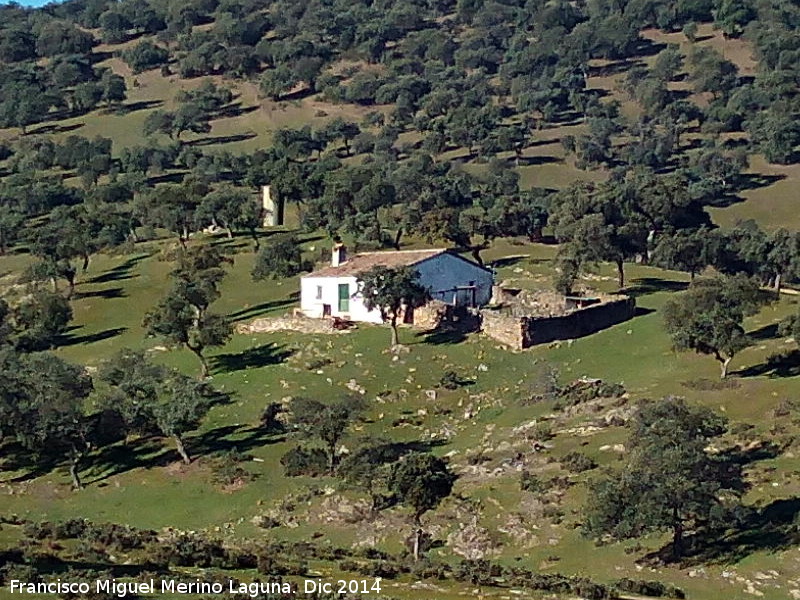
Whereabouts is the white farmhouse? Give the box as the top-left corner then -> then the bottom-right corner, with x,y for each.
300,245 -> 494,324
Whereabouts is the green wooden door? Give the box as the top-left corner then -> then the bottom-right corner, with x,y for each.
338,283 -> 350,312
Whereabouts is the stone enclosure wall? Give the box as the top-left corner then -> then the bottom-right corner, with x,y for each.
482,296 -> 636,350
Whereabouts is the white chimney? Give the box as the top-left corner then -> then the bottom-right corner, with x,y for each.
331,243 -> 346,267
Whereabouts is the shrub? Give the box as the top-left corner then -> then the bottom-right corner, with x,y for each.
438,370 -> 461,390
520,471 -> 545,493
210,450 -> 256,487
53,519 -> 89,539
616,578 -> 686,598
553,378 -> 625,410
280,446 -> 328,477
81,522 -> 157,551
560,452 -> 597,473
122,41 -> 170,73
531,421 -> 554,441
356,560 -> 403,579
148,533 -> 233,568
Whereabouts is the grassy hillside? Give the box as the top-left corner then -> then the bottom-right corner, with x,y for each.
1,234 -> 799,599
2,22 -> 796,229
2,1 -> 800,598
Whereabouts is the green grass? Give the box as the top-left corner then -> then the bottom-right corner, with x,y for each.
2,22 -> 800,598
1,235 -> 799,599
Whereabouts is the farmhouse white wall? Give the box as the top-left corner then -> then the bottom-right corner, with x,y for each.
300,251 -> 494,324
300,276 -> 383,323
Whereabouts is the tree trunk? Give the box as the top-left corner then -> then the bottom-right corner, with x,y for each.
251,229 -> 260,250
616,259 -> 625,288
328,441 -> 337,474
69,453 -> 83,490
276,197 -> 285,226
774,272 -> 782,293
66,275 -> 76,299
471,246 -> 484,266
672,511 -> 683,561
393,227 -> 403,250
82,253 -> 90,272
226,227 -> 234,239
190,346 -> 209,378
720,355 -> 732,379
174,435 -> 191,465
413,515 -> 422,562
390,314 -> 399,347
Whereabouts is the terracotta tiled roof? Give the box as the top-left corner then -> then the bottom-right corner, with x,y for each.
304,249 -> 449,277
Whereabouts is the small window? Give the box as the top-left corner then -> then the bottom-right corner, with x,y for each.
316,285 -> 323,300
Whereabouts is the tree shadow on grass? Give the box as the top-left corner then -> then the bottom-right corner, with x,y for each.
0,441 -> 56,484
735,172 -> 786,192
672,497 -> 800,566
211,343 -> 294,374
737,349 -> 800,378
28,122 -> 84,135
748,322 -> 780,341
489,254 -> 538,269
41,559 -> 161,579
216,102 -> 259,119
87,254 -> 150,284
418,328 -> 469,345
115,99 -> 163,115
85,437 -> 172,485
186,133 -> 257,147
515,155 -> 562,167
189,423 -> 286,458
74,287 -> 126,300
57,327 -> 128,347
227,297 -> 297,322
625,277 -> 688,298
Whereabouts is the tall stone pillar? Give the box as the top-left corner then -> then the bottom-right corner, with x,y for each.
261,185 -> 283,227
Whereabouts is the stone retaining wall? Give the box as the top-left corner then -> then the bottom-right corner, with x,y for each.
482,296 -> 636,350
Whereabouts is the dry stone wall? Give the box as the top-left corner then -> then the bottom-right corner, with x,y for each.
482,296 -> 636,349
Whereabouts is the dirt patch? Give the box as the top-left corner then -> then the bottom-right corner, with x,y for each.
237,315 -> 351,335
164,461 -> 204,478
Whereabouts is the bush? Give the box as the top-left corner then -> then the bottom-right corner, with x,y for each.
81,522 -> 157,551
210,450 -> 256,487
260,402 -> 285,431
531,421 -> 554,441
520,471 -> 545,493
356,560 -> 403,579
616,578 -> 686,598
438,370 -> 467,390
122,41 -> 170,73
560,452 -> 597,473
148,533 -> 234,568
53,519 -> 89,539
280,446 -> 328,477
553,378 -> 625,410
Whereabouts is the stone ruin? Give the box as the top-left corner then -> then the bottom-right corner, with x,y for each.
481,286 -> 636,350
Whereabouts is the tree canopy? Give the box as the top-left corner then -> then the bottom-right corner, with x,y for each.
585,397 -> 742,560
663,274 -> 766,378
